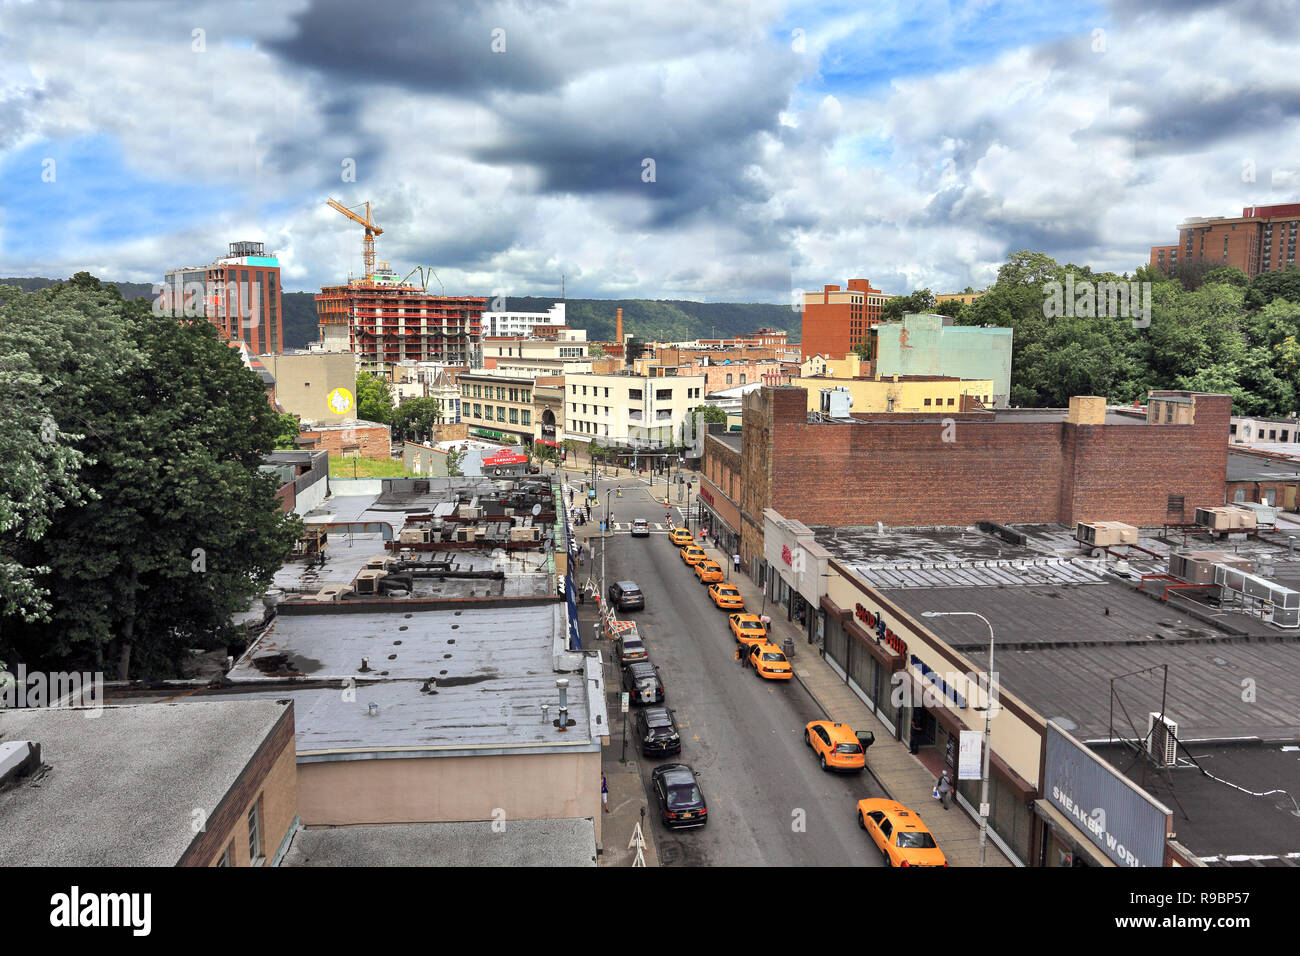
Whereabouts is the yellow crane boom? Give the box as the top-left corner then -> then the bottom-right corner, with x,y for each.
325,198 -> 384,277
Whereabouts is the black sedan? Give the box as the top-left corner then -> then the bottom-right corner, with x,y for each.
651,764 -> 707,828
621,660 -> 664,704
635,706 -> 682,757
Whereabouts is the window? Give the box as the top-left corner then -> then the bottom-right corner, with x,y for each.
509,408 -> 518,424
725,374 -> 733,384
248,799 -> 263,863
521,410 -> 531,426
656,389 -> 672,401
924,398 -> 932,406
473,403 -> 482,418
218,843 -> 233,867
947,397 -> 955,406
497,406 -> 506,422
629,389 -> 643,401
604,388 -> 610,397
740,374 -> 746,384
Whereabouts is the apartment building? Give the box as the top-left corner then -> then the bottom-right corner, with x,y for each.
162,240 -> 284,354
458,369 -> 539,446
799,278 -> 891,360
1149,203 -> 1300,276
563,371 -> 706,448
481,302 -> 567,337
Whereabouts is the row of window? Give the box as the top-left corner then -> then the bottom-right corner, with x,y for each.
922,395 -> 991,407
462,384 -> 532,403
468,404 -> 531,426
216,797 -> 263,867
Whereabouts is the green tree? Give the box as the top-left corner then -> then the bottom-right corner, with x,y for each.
1246,265 -> 1300,311
1204,266 -> 1251,289
446,447 -> 465,477
273,413 -> 301,450
588,343 -> 607,358
881,289 -> 937,323
356,370 -> 394,424
391,398 -> 442,444
0,283 -> 300,679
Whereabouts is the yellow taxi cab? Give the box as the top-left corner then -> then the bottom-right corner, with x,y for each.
694,559 -> 724,583
728,612 -> 768,648
856,799 -> 948,867
668,527 -> 694,547
708,583 -> 744,610
680,545 -> 707,567
747,642 -> 792,680
804,720 -> 867,773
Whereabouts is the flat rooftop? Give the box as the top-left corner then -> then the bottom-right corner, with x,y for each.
206,603 -> 601,757
0,701 -> 288,866
1227,451 -> 1300,482
283,818 -> 596,867
1091,741 -> 1300,866
818,523 -> 1300,742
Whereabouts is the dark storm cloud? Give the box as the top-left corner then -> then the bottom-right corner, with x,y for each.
1111,88 -> 1300,158
266,0 -> 566,94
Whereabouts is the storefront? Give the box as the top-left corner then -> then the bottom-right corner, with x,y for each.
697,480 -> 741,561
762,510 -> 830,646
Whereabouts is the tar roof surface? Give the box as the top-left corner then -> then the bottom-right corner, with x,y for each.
1091,742 -> 1300,865
1226,451 -> 1300,482
282,817 -> 596,867
217,603 -> 596,755
0,701 -> 288,866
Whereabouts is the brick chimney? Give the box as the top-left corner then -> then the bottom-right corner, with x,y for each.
616,308 -> 623,345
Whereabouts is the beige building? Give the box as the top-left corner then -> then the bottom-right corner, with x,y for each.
792,374 -> 997,413
259,351 -> 358,425
459,369 -> 539,445
564,371 -> 707,448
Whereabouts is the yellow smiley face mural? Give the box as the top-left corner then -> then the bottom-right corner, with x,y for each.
327,387 -> 354,415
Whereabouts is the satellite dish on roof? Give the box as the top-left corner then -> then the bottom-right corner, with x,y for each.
532,504 -> 542,516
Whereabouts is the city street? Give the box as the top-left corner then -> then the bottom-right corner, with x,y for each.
570,471 -> 886,867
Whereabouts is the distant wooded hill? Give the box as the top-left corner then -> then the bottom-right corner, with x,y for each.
2,280 -> 802,350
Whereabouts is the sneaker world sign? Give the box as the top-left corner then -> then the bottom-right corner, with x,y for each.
1043,721 -> 1172,867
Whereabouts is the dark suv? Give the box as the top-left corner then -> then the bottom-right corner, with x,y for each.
636,706 -> 682,757
608,580 -> 645,611
622,660 -> 665,704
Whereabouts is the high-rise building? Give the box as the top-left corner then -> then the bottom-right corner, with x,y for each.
315,266 -> 484,371
799,279 -> 890,360
481,302 -> 566,337
161,240 -> 283,354
1149,203 -> 1300,276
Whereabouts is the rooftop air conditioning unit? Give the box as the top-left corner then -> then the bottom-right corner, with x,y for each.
509,526 -> 542,542
1195,506 -> 1257,532
459,505 -> 482,520
367,555 -> 399,569
819,387 -> 854,418
314,585 -> 351,602
1075,521 -> 1139,547
1146,712 -> 1179,767
354,570 -> 387,594
455,527 -> 475,543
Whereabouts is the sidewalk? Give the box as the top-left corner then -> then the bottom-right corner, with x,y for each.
571,571 -> 660,867
691,537 -> 1015,867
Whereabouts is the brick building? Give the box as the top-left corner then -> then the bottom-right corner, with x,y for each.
717,386 -> 1231,574
163,240 -> 284,355
297,420 -> 391,460
1149,203 -> 1300,276
799,278 -> 891,360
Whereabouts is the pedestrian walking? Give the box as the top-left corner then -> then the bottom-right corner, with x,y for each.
937,771 -> 953,810
602,773 -> 610,813
733,553 -> 740,574
578,586 -> 585,605
910,714 -> 922,755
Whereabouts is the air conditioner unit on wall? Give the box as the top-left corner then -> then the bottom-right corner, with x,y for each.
1146,712 -> 1179,767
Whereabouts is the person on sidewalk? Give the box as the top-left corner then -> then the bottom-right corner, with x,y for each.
602,773 -> 610,813
910,714 -> 923,755
937,771 -> 953,810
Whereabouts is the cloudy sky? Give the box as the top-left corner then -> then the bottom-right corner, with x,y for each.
2,0 -> 1298,301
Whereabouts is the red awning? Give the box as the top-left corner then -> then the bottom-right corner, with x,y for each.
535,438 -> 561,447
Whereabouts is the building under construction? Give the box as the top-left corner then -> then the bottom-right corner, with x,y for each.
316,266 -> 485,371
317,198 -> 484,370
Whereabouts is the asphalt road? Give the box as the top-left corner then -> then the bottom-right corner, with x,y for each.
574,470 -> 886,867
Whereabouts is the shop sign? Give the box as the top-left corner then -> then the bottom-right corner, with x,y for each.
854,603 -> 907,658
910,654 -> 967,708
958,730 -> 983,780
699,486 -> 714,506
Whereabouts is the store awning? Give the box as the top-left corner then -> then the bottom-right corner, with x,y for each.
536,438 -> 561,448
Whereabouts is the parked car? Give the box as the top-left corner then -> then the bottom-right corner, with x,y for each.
668,527 -> 694,547
651,764 -> 707,828
622,660 -> 665,704
694,559 -> 724,583
608,580 -> 645,611
856,799 -> 948,867
747,641 -> 793,680
805,720 -> 871,773
728,612 -> 768,648
680,545 -> 707,567
631,518 -> 650,537
635,706 -> 682,757
708,582 -> 744,610
615,633 -> 649,666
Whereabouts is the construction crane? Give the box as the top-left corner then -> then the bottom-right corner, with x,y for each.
325,197 -> 384,277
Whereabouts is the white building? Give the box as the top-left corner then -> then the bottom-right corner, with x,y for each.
1230,415 -> 1300,446
563,372 -> 707,448
482,303 -> 567,338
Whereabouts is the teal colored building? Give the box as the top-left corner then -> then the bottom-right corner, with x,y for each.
873,314 -> 1012,406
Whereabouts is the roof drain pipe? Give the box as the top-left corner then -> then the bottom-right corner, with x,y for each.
556,678 -> 569,732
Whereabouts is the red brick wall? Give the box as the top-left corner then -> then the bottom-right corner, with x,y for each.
741,388 -> 1230,555
299,423 -> 391,460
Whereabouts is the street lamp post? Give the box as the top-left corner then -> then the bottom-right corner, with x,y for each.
921,610 -> 996,867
